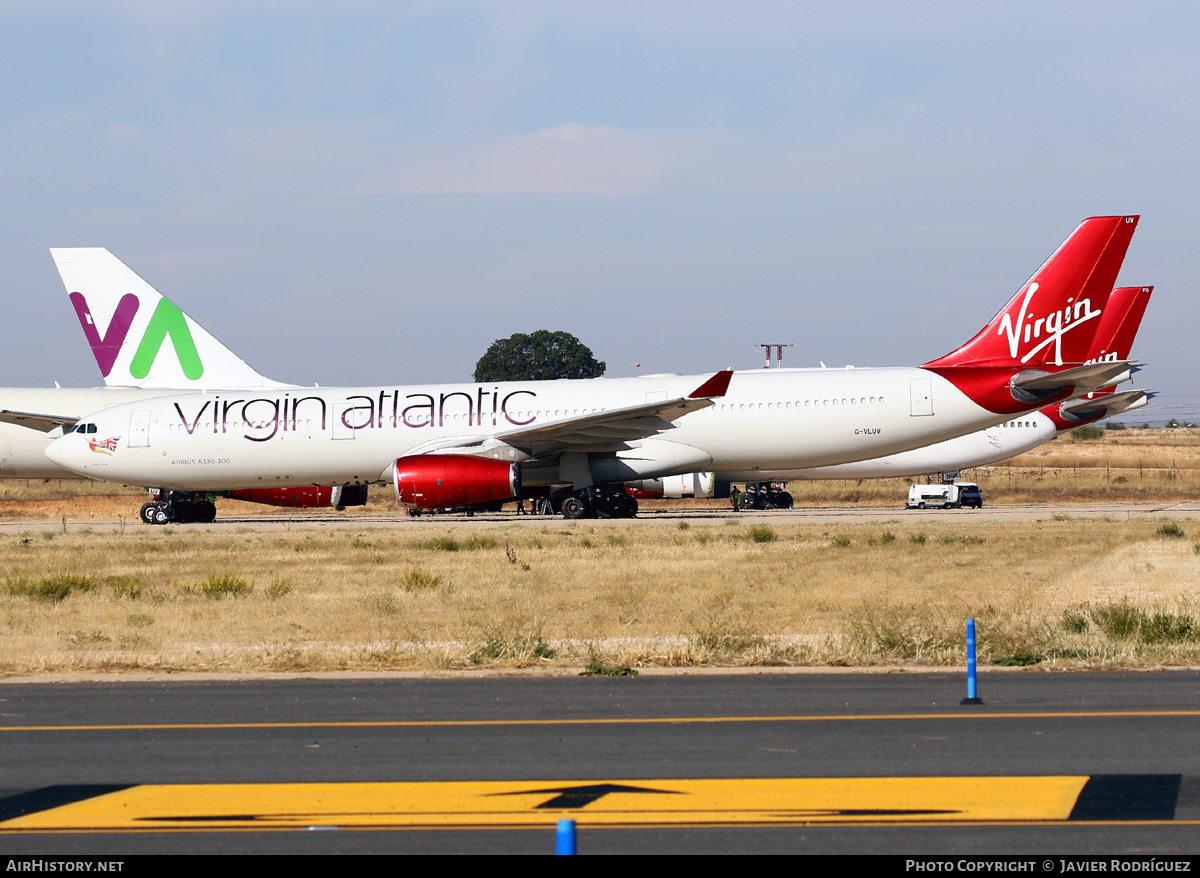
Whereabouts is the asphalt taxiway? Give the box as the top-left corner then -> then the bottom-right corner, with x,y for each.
3,671 -> 1200,854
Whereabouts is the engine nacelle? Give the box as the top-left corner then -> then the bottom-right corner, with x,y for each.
393,454 -> 520,509
229,485 -> 368,508
625,473 -> 714,499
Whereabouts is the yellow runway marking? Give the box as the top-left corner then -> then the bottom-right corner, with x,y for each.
2,709 -> 1200,734
0,777 -> 1092,831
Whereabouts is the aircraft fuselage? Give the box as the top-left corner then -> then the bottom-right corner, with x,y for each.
47,367 -> 1043,490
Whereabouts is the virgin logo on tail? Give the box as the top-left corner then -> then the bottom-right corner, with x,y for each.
997,282 -> 1103,366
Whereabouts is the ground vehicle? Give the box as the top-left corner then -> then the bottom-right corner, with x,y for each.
955,482 -> 983,508
907,482 -> 983,509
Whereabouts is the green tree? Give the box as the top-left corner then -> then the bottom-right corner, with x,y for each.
473,330 -> 606,382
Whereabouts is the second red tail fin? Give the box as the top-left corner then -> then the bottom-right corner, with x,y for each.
1086,285 -> 1152,365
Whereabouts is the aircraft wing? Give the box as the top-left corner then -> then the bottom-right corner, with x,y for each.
400,370 -> 734,459
493,369 -> 733,455
0,409 -> 79,433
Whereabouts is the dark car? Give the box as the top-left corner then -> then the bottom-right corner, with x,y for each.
956,482 -> 983,509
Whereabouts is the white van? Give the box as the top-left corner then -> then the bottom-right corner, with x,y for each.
906,482 -> 983,509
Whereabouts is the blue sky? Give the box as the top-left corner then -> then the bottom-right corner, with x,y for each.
1,1 -> 1196,421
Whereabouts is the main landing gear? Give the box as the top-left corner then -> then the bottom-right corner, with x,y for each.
558,485 -> 639,520
140,490 -> 217,525
737,482 -> 794,511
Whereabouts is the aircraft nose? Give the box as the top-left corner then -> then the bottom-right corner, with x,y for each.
45,432 -> 85,473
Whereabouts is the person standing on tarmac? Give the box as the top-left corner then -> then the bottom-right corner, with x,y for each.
730,485 -> 741,512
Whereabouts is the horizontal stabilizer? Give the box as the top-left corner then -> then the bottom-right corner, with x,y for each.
1059,389 -> 1152,422
1013,360 -> 1136,393
1120,393 -> 1153,415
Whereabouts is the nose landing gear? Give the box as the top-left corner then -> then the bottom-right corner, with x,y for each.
140,490 -> 217,525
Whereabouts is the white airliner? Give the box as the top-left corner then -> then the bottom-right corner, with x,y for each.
0,250 -> 368,515
45,215 -> 1144,521
631,285 -> 1153,500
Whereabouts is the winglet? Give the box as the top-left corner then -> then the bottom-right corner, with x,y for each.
688,369 -> 733,399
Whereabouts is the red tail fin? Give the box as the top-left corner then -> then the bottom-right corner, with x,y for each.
924,216 -> 1139,369
1040,285 -> 1152,432
1086,285 -> 1152,364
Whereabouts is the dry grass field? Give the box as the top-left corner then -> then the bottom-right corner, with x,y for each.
3,515 -> 1200,676
2,428 -> 1200,677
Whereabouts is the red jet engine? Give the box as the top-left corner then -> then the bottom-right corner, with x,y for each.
393,455 -> 520,509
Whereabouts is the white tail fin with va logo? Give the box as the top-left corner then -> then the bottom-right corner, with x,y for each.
52,248 -> 294,390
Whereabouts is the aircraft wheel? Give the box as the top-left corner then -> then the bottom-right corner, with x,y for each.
738,494 -> 756,511
139,503 -> 156,524
593,494 -> 616,519
152,507 -> 169,525
561,496 -> 587,520
774,492 -> 793,509
603,495 -> 635,518
196,501 -> 217,523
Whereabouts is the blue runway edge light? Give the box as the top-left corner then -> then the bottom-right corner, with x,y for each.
557,818 -> 576,855
961,618 -> 984,705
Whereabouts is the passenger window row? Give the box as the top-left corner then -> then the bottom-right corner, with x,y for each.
715,397 -> 885,412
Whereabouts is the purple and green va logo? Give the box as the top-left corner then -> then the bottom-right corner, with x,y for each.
70,293 -> 204,380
